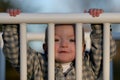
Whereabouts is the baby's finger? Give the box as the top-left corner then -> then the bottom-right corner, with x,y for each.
9,9 -> 14,16
94,9 -> 100,17
89,9 -> 96,17
16,9 -> 21,15
99,9 -> 104,13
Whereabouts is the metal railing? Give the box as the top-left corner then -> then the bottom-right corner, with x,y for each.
0,32 -> 5,80
0,13 -> 120,80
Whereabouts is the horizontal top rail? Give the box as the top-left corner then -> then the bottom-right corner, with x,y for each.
0,13 -> 120,24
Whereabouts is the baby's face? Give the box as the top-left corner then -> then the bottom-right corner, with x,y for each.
55,25 -> 76,63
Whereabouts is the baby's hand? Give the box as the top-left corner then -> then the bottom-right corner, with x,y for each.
85,9 -> 104,17
7,9 -> 21,17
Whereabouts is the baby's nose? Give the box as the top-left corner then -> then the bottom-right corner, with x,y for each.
61,40 -> 68,47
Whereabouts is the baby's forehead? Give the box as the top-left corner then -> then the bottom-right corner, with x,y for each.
55,25 -> 75,33
55,27 -> 75,37
55,24 -> 75,29
55,24 -> 75,27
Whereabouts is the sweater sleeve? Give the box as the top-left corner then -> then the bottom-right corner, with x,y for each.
2,24 -> 43,79
90,24 -> 116,78
2,24 -> 20,72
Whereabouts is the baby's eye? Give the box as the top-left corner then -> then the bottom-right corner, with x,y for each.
69,39 -> 75,42
55,39 -> 60,42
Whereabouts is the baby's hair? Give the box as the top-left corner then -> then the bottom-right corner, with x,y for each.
44,24 -> 85,44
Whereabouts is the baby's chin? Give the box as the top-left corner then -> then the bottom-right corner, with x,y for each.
55,59 -> 74,63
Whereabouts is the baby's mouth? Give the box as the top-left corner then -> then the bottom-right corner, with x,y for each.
59,51 -> 69,54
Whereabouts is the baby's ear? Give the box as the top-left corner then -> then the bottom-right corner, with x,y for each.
82,44 -> 86,53
43,43 -> 47,52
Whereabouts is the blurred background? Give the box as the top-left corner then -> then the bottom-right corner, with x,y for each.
0,0 -> 120,80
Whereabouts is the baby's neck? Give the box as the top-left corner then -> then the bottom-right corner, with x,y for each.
61,62 -> 72,73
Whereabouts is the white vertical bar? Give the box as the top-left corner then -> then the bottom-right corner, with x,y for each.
20,23 -> 27,80
0,32 -> 5,80
48,23 -> 55,80
103,23 -> 110,80
76,23 -> 83,80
